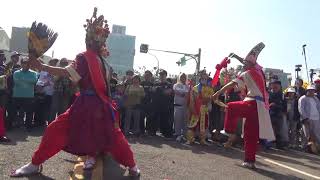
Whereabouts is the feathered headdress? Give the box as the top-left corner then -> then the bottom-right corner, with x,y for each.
84,7 -> 110,48
28,22 -> 58,58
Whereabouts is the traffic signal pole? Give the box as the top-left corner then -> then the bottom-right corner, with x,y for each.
140,44 -> 201,76
149,48 -> 201,74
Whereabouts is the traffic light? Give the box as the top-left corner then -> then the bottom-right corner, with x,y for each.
180,56 -> 186,66
176,56 -> 187,66
140,44 -> 149,53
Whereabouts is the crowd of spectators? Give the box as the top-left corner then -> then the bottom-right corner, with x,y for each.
1,49 -> 319,155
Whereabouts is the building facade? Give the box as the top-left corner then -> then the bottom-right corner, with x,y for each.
0,27 -> 10,51
106,25 -> 135,76
10,27 -> 29,54
264,68 -> 291,89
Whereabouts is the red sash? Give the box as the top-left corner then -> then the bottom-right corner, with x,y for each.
247,68 -> 269,108
83,50 -> 118,121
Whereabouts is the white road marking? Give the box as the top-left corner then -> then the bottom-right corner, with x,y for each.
225,146 -> 320,179
257,155 -> 320,180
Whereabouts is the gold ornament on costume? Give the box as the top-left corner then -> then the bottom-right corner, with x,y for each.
28,22 -> 58,58
84,7 -> 110,48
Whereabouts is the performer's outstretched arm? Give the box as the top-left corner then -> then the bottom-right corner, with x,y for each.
29,57 -> 70,78
211,81 -> 237,101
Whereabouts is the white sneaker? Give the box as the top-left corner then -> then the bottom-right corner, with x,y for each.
220,130 -> 231,137
241,162 -> 256,170
10,163 -> 42,177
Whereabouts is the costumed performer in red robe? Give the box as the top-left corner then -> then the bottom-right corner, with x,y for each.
212,42 -> 275,169
10,8 -> 140,177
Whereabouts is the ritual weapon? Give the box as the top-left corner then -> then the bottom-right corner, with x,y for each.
28,22 -> 58,59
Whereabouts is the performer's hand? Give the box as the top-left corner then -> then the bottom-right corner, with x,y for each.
29,57 -> 42,70
211,92 -> 220,102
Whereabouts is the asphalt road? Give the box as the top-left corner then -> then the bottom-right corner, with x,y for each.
1,128 -> 320,180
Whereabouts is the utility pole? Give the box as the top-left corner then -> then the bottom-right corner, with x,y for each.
196,48 -> 201,75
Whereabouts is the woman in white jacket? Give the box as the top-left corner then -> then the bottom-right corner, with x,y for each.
173,73 -> 189,141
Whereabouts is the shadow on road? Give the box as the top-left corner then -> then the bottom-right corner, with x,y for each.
249,165 -> 304,180
4,127 -> 45,146
24,174 -> 55,180
103,156 -> 140,180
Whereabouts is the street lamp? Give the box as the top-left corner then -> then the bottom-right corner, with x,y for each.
295,64 -> 302,79
140,44 -> 159,76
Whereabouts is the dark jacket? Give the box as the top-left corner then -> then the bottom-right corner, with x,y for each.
152,81 -> 173,111
269,91 -> 286,118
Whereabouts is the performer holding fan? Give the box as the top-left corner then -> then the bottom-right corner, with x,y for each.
10,8 -> 140,177
212,42 -> 275,169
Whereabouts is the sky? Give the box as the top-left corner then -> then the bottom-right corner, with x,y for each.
1,0 -> 319,80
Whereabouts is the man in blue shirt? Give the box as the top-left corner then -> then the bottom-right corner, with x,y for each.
11,58 -> 38,131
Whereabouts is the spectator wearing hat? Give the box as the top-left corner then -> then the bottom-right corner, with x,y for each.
123,75 -> 145,136
150,69 -> 174,137
269,79 -> 288,149
5,51 -> 21,75
298,84 -> 320,153
10,58 -> 38,131
285,87 -> 300,148
140,70 -> 154,135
